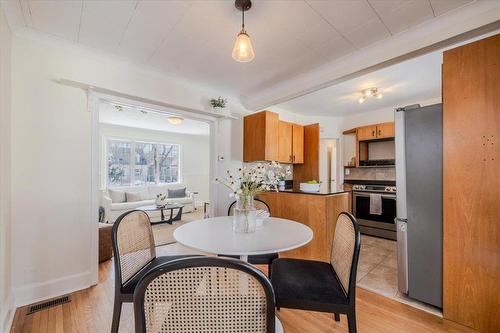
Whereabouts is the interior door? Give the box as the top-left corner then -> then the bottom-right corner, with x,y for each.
278,121 -> 292,163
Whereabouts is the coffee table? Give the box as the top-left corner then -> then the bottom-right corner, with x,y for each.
136,203 -> 184,225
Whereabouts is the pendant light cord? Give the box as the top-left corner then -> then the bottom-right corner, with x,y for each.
242,7 -> 245,31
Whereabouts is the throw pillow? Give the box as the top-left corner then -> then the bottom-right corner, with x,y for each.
108,189 -> 126,203
126,192 -> 143,202
168,187 -> 186,198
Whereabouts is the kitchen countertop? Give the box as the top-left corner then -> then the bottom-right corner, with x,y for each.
276,186 -> 349,196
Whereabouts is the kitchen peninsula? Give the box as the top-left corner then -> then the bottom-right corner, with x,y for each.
257,189 -> 349,262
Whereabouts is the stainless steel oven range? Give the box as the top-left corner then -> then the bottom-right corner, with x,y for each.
352,184 -> 397,240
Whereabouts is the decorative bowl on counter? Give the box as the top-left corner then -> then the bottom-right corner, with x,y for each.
300,182 -> 320,192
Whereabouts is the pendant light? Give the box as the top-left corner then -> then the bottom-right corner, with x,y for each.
232,0 -> 255,62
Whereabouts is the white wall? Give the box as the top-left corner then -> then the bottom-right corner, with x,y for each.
10,33 -> 244,307
0,4 -> 13,332
100,124 -> 210,203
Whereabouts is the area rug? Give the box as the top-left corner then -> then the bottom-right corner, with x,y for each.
152,210 -> 204,246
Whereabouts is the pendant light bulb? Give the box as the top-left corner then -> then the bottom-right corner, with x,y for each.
232,1 -> 255,62
232,30 -> 255,62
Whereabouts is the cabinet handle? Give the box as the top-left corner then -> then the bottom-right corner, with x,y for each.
289,155 -> 293,162
293,155 -> 295,162
372,130 -> 375,137
378,129 -> 381,136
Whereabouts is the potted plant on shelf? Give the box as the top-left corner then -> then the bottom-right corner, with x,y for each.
210,96 -> 227,114
216,162 -> 280,233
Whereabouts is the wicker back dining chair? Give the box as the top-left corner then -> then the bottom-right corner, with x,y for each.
222,199 -> 278,274
270,212 -> 361,333
227,198 -> 271,216
133,256 -> 276,333
111,210 -> 197,333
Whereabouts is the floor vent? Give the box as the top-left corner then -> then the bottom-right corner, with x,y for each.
26,295 -> 72,315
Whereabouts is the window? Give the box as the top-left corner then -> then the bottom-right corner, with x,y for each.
107,140 -> 131,186
107,139 -> 180,187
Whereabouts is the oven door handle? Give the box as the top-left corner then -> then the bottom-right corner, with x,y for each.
353,192 -> 396,200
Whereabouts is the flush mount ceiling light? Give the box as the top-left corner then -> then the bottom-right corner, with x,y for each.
167,116 -> 184,125
232,0 -> 255,63
358,87 -> 383,103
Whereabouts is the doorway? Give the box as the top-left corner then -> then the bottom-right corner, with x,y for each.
319,138 -> 340,191
89,93 -> 218,285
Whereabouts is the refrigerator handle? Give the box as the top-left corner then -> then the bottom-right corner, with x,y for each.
396,218 -> 409,294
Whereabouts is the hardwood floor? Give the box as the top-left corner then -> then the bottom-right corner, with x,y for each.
10,247 -> 479,333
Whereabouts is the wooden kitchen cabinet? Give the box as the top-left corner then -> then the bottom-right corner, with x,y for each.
257,191 -> 350,262
356,125 -> 377,141
243,111 -> 279,162
278,121 -> 293,163
292,124 -> 304,163
277,121 -> 304,164
376,122 -> 395,139
356,122 -> 395,141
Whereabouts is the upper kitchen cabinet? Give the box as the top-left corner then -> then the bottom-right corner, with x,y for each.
245,112 -> 304,164
376,122 -> 395,139
292,124 -> 304,164
356,125 -> 377,141
243,111 -> 279,162
278,121 -> 293,163
356,122 -> 395,141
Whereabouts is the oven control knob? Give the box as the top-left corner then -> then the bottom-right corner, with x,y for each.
385,186 -> 391,192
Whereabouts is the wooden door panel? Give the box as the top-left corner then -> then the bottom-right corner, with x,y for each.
443,33 -> 500,333
376,122 -> 395,139
357,125 -> 377,141
278,121 -> 293,163
292,124 -> 304,164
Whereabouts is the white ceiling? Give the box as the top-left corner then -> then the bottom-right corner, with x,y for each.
3,0 -> 476,101
99,102 -> 210,135
277,49 -> 443,116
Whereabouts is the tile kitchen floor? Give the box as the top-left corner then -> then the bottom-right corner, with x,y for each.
357,235 -> 442,316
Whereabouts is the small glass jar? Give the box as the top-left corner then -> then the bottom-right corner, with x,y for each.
233,194 -> 257,233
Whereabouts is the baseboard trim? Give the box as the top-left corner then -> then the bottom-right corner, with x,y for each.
1,293 -> 14,333
13,271 -> 91,308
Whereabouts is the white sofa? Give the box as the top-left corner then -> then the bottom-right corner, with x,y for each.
101,184 -> 195,223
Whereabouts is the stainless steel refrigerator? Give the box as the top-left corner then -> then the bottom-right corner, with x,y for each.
395,103 -> 442,308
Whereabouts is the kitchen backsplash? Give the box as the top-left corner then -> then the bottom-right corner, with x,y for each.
345,167 -> 395,181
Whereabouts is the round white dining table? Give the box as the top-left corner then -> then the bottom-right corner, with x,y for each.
173,216 -> 313,262
174,216 -> 302,333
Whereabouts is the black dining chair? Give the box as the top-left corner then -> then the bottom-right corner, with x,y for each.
111,210 -> 198,333
270,212 -> 361,333
133,256 -> 277,333
221,199 -> 278,274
